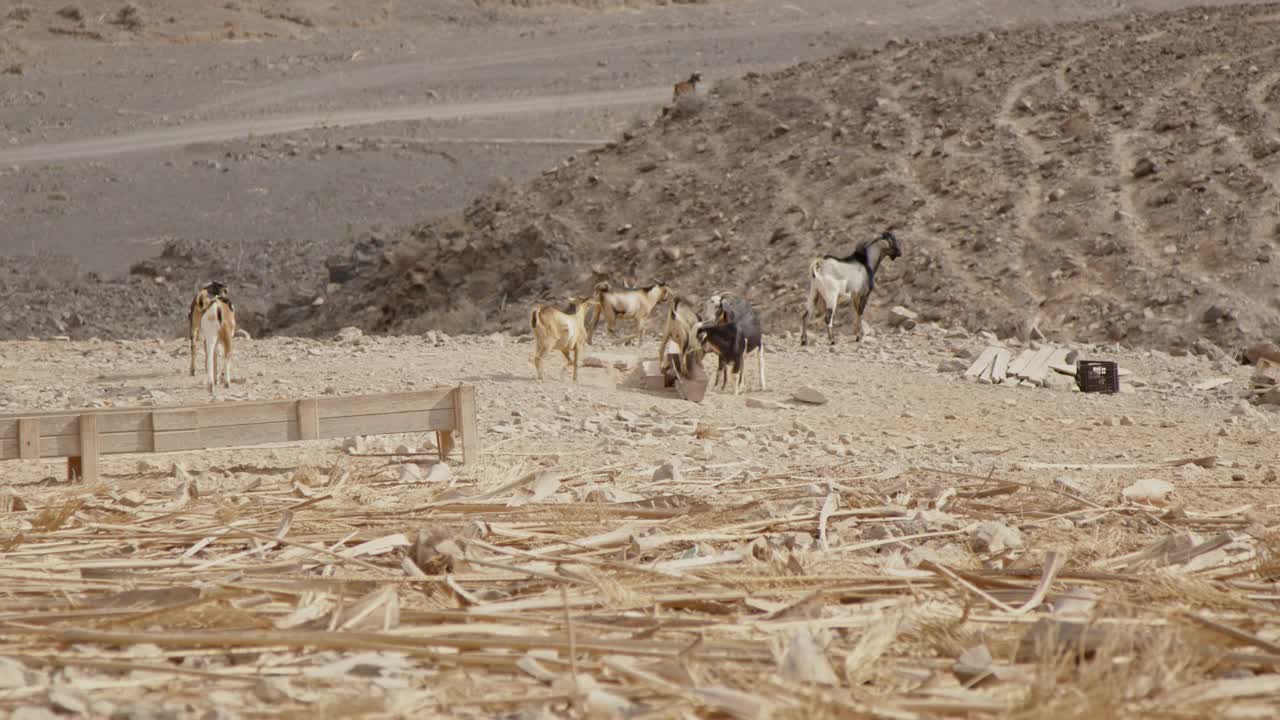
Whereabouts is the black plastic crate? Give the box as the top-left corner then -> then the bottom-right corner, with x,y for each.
1076,360 -> 1119,394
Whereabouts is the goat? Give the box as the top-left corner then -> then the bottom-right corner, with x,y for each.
672,72 -> 702,101
200,296 -> 236,394
800,230 -> 902,346
658,295 -> 705,381
694,294 -> 765,395
531,297 -> 597,382
591,281 -> 671,345
188,281 -> 230,376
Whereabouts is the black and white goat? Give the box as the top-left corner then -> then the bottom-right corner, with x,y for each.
200,294 -> 236,394
800,230 -> 902,346
591,281 -> 671,345
188,281 -> 231,376
695,293 -> 765,395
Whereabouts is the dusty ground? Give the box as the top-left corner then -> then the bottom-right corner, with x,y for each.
1,0 -> 1277,343
1,324 -> 1278,718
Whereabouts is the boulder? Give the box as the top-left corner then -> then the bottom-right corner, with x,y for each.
792,386 -> 828,405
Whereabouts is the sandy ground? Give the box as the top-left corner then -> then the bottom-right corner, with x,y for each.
1,324 -> 1278,718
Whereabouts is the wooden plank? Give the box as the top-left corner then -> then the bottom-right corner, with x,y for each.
319,409 -> 455,440
1006,349 -> 1036,378
79,414 -> 99,483
1016,346 -> 1057,382
154,429 -> 203,453
18,418 -> 39,460
316,389 -> 454,420
455,385 -> 479,465
1028,347 -> 1069,386
21,411 -> 152,439
39,432 -> 156,457
297,400 -> 320,441
197,400 -> 297,429
201,421 -> 300,448
2,386 -> 475,464
438,430 -> 455,463
991,349 -> 1012,384
964,347 -> 999,379
152,410 -> 198,432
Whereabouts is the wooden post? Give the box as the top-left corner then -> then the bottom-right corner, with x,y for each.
437,429 -> 455,463
78,414 -> 99,483
18,418 -> 39,459
454,384 -> 479,465
297,399 -> 319,441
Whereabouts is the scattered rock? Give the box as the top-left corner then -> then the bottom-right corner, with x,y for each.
1133,157 -> 1158,179
970,522 -> 1024,554
778,631 -> 839,686
0,657 -> 27,689
1016,617 -> 1109,662
426,463 -> 451,484
653,460 -> 683,483
792,386 -> 828,405
746,397 -> 786,410
398,464 -> 422,483
887,306 -> 919,329
335,326 -> 363,343
1121,478 -> 1176,506
937,358 -> 969,373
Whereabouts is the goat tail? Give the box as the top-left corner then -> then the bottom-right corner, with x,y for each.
216,306 -> 224,324
530,308 -> 540,330
808,257 -> 823,278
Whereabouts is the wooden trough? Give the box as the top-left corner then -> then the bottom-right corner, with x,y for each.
0,385 -> 479,482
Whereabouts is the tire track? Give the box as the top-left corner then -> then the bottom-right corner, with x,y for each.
0,86 -> 671,166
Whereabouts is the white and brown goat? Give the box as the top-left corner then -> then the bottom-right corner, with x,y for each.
591,281 -> 671,345
531,297 -> 598,382
200,295 -> 236,394
189,281 -> 231,376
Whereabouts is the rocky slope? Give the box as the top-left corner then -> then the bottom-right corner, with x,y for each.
281,3 -> 1280,355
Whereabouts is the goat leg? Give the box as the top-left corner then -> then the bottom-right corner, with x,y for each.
758,341 -> 767,392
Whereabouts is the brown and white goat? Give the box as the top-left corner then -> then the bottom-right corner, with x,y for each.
591,281 -> 671,345
200,296 -> 236,394
189,281 -> 231,376
673,72 -> 702,100
658,296 -> 705,381
531,297 -> 597,382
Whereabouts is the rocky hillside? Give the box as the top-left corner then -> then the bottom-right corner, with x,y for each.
278,3 -> 1280,355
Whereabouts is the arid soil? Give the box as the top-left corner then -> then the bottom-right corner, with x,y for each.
2,0 -> 1277,349
318,3 -> 1280,358
1,326 -> 1277,718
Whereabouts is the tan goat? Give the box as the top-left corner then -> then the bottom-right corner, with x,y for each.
591,281 -> 671,345
200,296 -> 236,394
188,281 -> 230,376
658,295 -> 705,381
672,72 -> 702,100
531,297 -> 597,382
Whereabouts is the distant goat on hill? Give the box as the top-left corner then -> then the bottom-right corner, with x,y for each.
800,230 -> 903,346
672,72 -> 702,100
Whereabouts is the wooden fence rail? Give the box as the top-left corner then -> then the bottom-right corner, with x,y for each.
0,385 -> 479,482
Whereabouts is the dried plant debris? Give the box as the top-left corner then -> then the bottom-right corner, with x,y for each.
0,456 -> 1277,718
